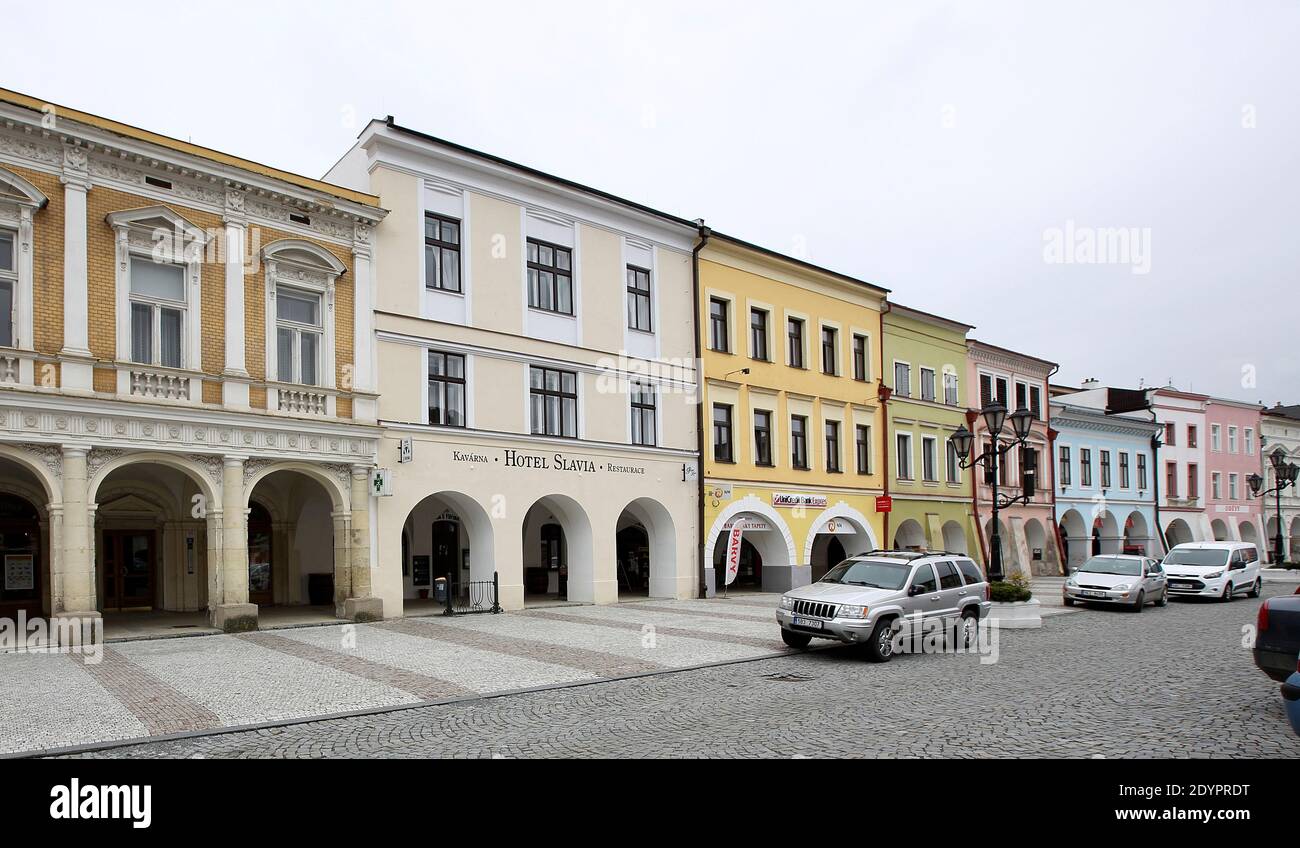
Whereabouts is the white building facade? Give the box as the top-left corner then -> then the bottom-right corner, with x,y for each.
327,119 -> 701,613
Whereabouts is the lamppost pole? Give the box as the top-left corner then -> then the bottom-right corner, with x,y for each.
950,402 -> 1036,582
1248,447 -> 1298,565
989,436 -> 1002,580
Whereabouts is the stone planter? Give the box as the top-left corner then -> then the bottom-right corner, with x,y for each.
987,598 -> 1042,630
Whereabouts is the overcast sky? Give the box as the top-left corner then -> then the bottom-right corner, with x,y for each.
5,1 -> 1295,404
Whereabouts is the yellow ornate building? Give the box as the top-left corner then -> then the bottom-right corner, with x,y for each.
698,232 -> 887,594
0,90 -> 386,635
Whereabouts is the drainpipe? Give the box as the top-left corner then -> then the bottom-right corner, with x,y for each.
691,223 -> 711,597
1045,363 -> 1066,573
1147,400 -> 1168,555
878,303 -> 891,550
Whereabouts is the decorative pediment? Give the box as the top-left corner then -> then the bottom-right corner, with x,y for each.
0,166 -> 48,209
105,205 -> 208,245
97,491 -> 166,518
262,238 -> 346,276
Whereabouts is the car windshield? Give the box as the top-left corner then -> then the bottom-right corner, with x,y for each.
820,560 -> 911,590
1078,556 -> 1141,576
1163,549 -> 1230,568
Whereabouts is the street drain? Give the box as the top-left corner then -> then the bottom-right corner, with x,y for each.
762,672 -> 816,683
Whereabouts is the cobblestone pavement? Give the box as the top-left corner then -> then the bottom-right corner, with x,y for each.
63,586 -> 1300,759
0,595 -> 787,756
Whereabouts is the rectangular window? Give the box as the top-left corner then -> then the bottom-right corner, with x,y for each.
1015,381 -> 1027,411
791,415 -> 808,469
856,424 -> 872,474
919,368 -> 936,402
943,372 -> 959,406
427,351 -> 466,427
1187,463 -> 1198,499
424,213 -> 461,293
1059,445 -> 1071,486
1164,422 -> 1175,446
630,382 -> 656,446
1229,473 -> 1239,500
1166,461 -> 1178,497
712,404 -> 733,462
1029,385 -> 1042,419
787,317 -> 804,367
529,366 -> 578,438
1080,448 -> 1093,487
0,229 -> 13,348
1245,428 -> 1254,455
129,257 -> 187,369
1138,454 -> 1148,490
1119,452 -> 1130,488
626,266 -> 652,332
979,374 -> 993,407
1100,450 -> 1112,488
1187,425 -> 1198,448
921,436 -> 937,482
753,410 -> 773,467
821,326 -> 837,375
749,308 -> 768,361
897,433 -> 913,480
1211,424 -> 1221,452
275,288 -> 322,385
1212,472 -> 1222,500
852,334 -> 869,381
995,377 -> 1008,406
709,298 -> 729,352
894,362 -> 911,397
1228,426 -> 1238,453
527,239 -> 573,315
946,439 -> 961,483
825,421 -> 841,472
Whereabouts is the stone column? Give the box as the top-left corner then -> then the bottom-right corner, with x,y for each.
332,509 -> 351,610
54,445 -> 101,645
222,191 -> 251,409
341,465 -> 383,621
211,456 -> 256,632
59,147 -> 94,393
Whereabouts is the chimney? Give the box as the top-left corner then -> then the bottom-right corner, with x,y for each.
1081,377 -> 1101,390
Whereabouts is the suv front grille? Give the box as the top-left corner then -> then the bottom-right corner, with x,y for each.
792,599 -> 838,619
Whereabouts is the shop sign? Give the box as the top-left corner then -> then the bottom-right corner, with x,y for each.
875,495 -> 893,513
816,517 -> 856,535
1215,505 -> 1249,514
707,482 -> 733,501
722,517 -> 772,532
724,524 -> 744,586
371,468 -> 393,497
772,492 -> 828,509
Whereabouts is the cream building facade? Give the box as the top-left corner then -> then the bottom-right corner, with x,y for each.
326,119 -> 700,613
0,90 -> 386,635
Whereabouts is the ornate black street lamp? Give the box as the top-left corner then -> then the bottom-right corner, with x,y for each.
1248,447 -> 1299,565
950,402 -> 1037,581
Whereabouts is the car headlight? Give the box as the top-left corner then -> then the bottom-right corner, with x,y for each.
779,596 -> 795,610
1113,584 -> 1130,592
1203,571 -> 1223,579
837,605 -> 867,619
1065,576 -> 1077,587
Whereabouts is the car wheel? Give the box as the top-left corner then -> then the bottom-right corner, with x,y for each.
1221,582 -> 1233,602
1132,590 -> 1144,612
959,610 -> 979,649
1248,578 -> 1262,599
1156,587 -> 1168,607
865,618 -> 896,663
781,629 -> 812,650
1063,597 -> 1075,607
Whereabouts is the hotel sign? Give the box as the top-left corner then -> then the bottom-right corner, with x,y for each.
772,492 -> 829,509
1215,505 -> 1250,514
449,447 -> 647,476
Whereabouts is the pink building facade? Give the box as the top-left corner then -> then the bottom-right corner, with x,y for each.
1151,388 -> 1209,546
1203,397 -> 1265,548
966,340 -> 1062,577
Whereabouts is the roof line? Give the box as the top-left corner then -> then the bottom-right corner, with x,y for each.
0,88 -> 380,208
707,230 -> 891,295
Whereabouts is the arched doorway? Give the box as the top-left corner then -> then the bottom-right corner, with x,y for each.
1238,520 -> 1259,548
1093,510 -> 1120,554
247,502 -> 274,606
1123,511 -> 1151,555
400,491 -> 495,608
1023,518 -> 1050,573
1211,518 -> 1230,542
522,495 -> 593,604
0,493 -> 42,618
893,519 -> 927,551
806,507 -> 876,583
705,499 -> 796,594
713,536 -> 763,590
941,520 -> 969,556
1166,518 -> 1194,548
616,498 -> 678,599
245,469 -> 341,608
1059,508 -> 1088,570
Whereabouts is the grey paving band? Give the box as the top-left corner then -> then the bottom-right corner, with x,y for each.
76,648 -> 222,737
522,609 -> 782,651
617,602 -> 772,623
373,618 -> 667,677
710,596 -> 783,609
237,631 -> 471,702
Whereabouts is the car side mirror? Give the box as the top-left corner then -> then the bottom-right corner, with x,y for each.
908,584 -> 924,597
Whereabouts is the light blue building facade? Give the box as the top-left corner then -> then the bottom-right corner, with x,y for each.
1051,398 -> 1164,569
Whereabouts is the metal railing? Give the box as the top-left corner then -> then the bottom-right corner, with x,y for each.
444,571 -> 501,616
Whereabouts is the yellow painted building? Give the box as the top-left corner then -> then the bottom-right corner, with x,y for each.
698,233 -> 888,594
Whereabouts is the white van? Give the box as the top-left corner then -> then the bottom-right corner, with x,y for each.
1162,541 -> 1262,600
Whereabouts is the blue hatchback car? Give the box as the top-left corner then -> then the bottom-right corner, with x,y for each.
1284,666 -> 1300,737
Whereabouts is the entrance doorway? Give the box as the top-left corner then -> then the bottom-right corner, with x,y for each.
0,494 -> 41,617
713,537 -> 763,592
248,502 -> 274,606
432,519 -> 459,583
616,524 -> 650,596
102,530 -> 156,611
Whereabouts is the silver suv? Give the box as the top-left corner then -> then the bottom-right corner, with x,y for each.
775,551 -> 992,662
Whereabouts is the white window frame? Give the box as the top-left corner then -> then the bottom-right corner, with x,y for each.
850,330 -> 872,381
262,239 -> 344,415
628,380 -> 658,447
892,359 -> 912,398
919,366 -> 936,402
942,368 -> 959,405
1229,472 -> 1239,500
1211,471 -> 1221,500
946,437 -> 961,484
921,435 -> 938,482
1245,428 -> 1254,455
0,168 -> 47,372
819,320 -> 841,376
1211,424 -> 1221,452
1228,425 -> 1238,453
275,287 -> 324,385
107,206 -> 207,401
127,257 -> 188,369
896,431 -> 914,480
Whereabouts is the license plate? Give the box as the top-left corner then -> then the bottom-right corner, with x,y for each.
1169,581 -> 1192,588
1080,590 -> 1106,598
791,616 -> 823,630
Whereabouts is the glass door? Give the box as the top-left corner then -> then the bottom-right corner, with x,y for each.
103,530 -> 155,611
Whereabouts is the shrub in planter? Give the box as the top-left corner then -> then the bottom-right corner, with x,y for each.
989,573 -> 1033,603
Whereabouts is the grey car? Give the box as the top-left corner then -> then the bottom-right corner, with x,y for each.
775,551 -> 992,662
1063,554 -> 1168,611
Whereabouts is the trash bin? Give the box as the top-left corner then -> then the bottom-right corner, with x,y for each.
434,577 -> 448,604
